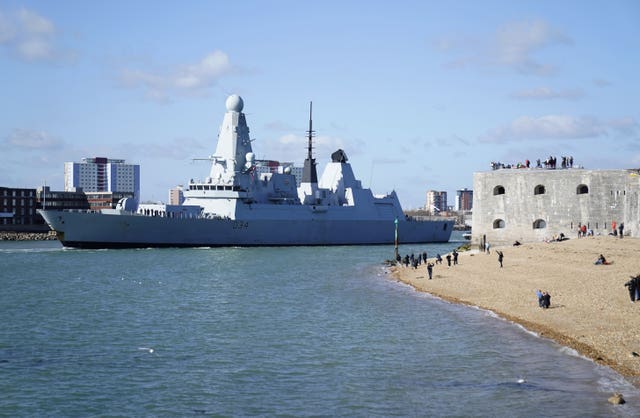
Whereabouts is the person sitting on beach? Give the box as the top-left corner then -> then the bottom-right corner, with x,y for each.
594,254 -> 608,265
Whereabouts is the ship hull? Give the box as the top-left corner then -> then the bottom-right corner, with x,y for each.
39,210 -> 453,249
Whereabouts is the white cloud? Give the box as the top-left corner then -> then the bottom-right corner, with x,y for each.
510,87 -> 584,100
0,7 -> 68,62
437,19 -> 571,76
5,128 -> 64,150
18,8 -> 54,35
118,50 -> 234,102
480,115 -> 608,143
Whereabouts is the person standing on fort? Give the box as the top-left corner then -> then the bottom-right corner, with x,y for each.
619,222 -> 624,239
497,250 -> 504,268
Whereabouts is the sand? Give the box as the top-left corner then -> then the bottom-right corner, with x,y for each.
390,236 -> 640,386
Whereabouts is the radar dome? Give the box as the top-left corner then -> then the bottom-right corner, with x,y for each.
225,94 -> 244,112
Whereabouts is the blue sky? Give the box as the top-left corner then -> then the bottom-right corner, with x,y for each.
1,1 -> 639,209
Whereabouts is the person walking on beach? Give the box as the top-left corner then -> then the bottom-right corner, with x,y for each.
619,222 -> 624,239
497,250 -> 504,268
452,249 -> 458,265
427,262 -> 433,280
485,241 -> 490,254
446,253 -> 452,267
542,292 -> 551,309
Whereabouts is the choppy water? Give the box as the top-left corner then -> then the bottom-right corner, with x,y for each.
1,234 -> 639,417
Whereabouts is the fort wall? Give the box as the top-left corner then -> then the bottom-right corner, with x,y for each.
471,168 -> 640,246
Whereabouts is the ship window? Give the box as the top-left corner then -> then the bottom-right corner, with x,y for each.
197,185 -> 203,190
225,186 -> 232,191
493,219 -> 505,229
534,185 -> 546,195
493,185 -> 505,195
577,184 -> 589,194
533,219 -> 546,229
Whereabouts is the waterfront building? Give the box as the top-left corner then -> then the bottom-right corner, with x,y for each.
0,187 -> 38,227
85,191 -> 135,210
37,187 -> 90,211
456,188 -> 473,211
65,157 -> 140,200
0,186 -> 90,231
472,168 -> 640,245
426,190 -> 448,214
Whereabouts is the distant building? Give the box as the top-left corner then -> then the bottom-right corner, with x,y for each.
85,191 -> 135,210
426,190 -> 447,214
37,186 -> 90,211
169,186 -> 185,205
65,157 -> 140,200
0,187 -> 38,227
456,188 -> 473,211
0,186 -> 90,231
254,161 -> 302,186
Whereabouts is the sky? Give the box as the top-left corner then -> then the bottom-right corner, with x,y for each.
1,1 -> 639,209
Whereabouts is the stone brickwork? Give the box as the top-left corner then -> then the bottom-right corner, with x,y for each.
472,168 -> 640,245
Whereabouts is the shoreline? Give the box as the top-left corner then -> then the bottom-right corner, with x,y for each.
0,231 -> 56,241
390,236 -> 640,388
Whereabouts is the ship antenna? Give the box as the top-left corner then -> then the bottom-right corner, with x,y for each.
302,101 -> 318,183
306,101 -> 314,161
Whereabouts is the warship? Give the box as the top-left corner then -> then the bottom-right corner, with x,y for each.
39,95 -> 453,248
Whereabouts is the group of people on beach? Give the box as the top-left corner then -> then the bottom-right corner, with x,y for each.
536,289 -> 551,309
611,221 -> 624,238
397,252 -> 429,269
396,248 -> 462,280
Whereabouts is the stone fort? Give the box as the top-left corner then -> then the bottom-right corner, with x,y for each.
471,168 -> 640,245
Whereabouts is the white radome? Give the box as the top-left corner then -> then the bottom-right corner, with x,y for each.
225,94 -> 244,112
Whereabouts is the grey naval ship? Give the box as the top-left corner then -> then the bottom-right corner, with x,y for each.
39,95 -> 453,248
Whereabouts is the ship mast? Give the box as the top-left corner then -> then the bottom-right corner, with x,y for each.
302,101 -> 318,183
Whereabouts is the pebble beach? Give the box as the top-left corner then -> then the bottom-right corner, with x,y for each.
391,235 -> 640,387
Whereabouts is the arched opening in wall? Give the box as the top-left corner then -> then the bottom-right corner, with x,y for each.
533,219 -> 546,229
577,184 -> 589,194
493,219 -> 505,229
493,185 -> 505,195
534,185 -> 546,195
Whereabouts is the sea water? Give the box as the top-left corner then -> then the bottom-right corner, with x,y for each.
1,233 -> 639,417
